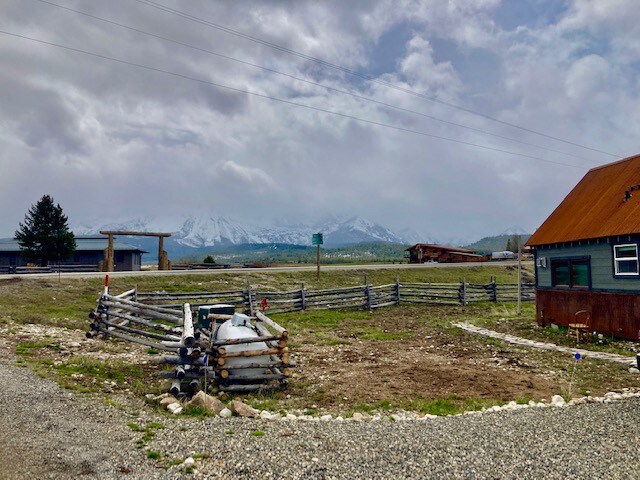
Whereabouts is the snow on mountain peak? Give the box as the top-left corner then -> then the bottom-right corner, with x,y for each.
72,214 -> 411,247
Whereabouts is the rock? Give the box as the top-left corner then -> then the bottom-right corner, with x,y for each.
605,392 -> 623,400
219,408 -> 232,418
229,400 -> 259,418
285,413 -> 298,421
160,396 -> 179,408
335,416 -> 344,422
187,391 -> 225,415
320,414 -> 332,422
167,402 -> 183,414
67,341 -> 81,348
629,367 -> 640,374
183,457 -> 195,467
528,400 -> 536,407
551,395 -> 566,407
352,412 -> 364,421
260,410 -> 278,420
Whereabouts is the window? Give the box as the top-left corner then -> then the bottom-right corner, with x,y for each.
571,259 -> 589,287
552,258 -> 590,288
614,244 -> 638,275
552,260 -> 569,286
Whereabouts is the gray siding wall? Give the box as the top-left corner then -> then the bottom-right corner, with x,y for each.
536,240 -> 640,292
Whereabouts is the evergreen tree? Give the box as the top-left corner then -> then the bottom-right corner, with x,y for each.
505,237 -> 512,252
203,255 -> 215,264
15,195 -> 76,266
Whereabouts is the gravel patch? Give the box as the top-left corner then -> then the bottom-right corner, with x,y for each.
142,399 -> 640,479
0,340 -> 162,479
2,336 -> 640,479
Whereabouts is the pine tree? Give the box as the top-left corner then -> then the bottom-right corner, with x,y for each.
15,195 -> 76,266
505,237 -> 512,252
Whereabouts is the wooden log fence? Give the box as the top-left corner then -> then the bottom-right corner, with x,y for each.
136,279 -> 535,314
88,277 -> 533,396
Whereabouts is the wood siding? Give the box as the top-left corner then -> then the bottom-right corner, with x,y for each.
535,240 -> 640,292
536,288 -> 640,340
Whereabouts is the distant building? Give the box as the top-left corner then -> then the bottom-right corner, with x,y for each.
406,243 -> 484,263
0,236 -> 146,271
527,153 -> 640,339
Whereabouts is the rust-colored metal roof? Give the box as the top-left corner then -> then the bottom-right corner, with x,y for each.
527,153 -> 640,246
406,243 -> 475,253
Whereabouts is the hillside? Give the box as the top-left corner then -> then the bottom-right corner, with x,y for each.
464,234 -> 531,253
176,242 -> 410,265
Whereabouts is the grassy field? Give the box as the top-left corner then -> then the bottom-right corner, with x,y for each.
0,265 -> 531,330
2,264 -> 639,418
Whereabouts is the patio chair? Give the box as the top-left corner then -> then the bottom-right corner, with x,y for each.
568,310 -> 591,343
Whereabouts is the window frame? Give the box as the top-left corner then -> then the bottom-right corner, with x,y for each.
613,243 -> 639,276
551,256 -> 591,289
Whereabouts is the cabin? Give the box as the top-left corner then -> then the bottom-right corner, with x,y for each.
527,153 -> 640,340
406,243 -> 484,263
0,236 -> 146,272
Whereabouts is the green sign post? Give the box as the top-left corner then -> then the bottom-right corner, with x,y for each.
312,233 -> 323,278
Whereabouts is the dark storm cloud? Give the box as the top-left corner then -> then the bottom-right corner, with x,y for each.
0,0 -> 639,243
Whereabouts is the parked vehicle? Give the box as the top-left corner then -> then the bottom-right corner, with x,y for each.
491,251 -> 517,260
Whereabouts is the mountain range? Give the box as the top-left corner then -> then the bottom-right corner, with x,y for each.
72,214 -> 529,262
72,214 -> 434,250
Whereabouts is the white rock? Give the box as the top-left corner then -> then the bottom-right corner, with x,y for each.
260,410 -> 278,420
219,407 -> 232,418
371,415 -> 381,421
352,412 -> 364,421
605,392 -> 623,400
285,413 -> 298,421
167,402 -> 182,413
184,457 -> 195,467
551,395 -> 566,407
528,400 -> 536,407
320,414 -> 332,422
159,396 -> 178,408
629,367 -> 640,374
335,416 -> 344,422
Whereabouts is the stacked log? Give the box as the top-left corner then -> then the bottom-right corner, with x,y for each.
88,284 -> 295,396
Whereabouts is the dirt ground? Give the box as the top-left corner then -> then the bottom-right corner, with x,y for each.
2,303 -> 639,415
289,310 -> 560,410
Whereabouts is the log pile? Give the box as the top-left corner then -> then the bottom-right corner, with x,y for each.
87,279 -> 295,396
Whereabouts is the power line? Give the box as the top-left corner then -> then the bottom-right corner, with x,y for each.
0,29 -> 589,170
132,0 -> 621,158
32,0 -> 599,164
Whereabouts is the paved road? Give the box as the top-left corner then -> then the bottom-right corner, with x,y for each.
0,261 -> 529,280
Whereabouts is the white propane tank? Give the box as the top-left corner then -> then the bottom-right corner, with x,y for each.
215,313 -> 270,378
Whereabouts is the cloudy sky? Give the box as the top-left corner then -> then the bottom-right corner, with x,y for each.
1,0 -> 639,242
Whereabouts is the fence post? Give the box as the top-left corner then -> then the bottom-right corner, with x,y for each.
364,275 -> 372,310
491,276 -> 497,302
459,278 -> 467,306
395,277 -> 400,306
244,278 -> 255,315
300,282 -> 306,310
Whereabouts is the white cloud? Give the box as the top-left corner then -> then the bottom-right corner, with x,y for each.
0,0 -> 638,241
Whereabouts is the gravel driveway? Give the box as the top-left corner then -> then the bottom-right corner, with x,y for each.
1,338 -> 639,479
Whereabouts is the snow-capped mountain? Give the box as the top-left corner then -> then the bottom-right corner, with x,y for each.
72,214 -> 408,248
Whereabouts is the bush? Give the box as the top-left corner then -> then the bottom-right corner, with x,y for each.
203,255 -> 215,264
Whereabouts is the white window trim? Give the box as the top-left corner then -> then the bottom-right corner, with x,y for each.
614,243 -> 639,275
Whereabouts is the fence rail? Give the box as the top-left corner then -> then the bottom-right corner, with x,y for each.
137,278 -> 535,314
